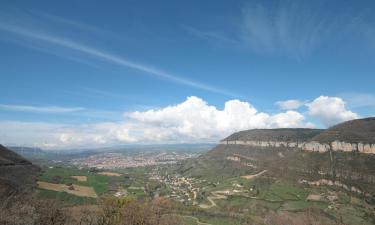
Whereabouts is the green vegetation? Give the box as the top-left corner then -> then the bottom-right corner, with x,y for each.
37,167 -> 127,202
40,167 -> 113,193
224,128 -> 323,142
38,189 -> 95,204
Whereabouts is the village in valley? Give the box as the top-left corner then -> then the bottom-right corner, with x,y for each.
71,151 -> 198,169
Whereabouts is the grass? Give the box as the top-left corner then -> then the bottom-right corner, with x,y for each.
36,164 -> 375,225
38,167 -> 85,184
38,189 -> 95,204
268,182 -> 308,200
86,175 -> 112,194
38,167 -> 127,201
197,215 -> 242,225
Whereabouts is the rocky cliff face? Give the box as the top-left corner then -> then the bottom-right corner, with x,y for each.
219,140 -> 375,154
220,118 -> 375,154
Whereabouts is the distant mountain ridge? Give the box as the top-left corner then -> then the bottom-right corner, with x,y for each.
223,128 -> 324,142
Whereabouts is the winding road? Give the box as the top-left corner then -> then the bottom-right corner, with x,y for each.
199,170 -> 267,209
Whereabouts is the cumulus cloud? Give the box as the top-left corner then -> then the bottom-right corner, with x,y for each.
127,96 -> 311,142
0,96 -> 313,149
307,96 -> 358,127
276,99 -> 306,110
1,96 -> 362,149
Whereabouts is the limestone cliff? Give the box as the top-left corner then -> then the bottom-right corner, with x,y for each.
220,139 -> 375,154
220,117 -> 375,154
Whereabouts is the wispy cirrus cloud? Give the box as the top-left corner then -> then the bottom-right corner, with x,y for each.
0,20 -> 236,97
31,11 -> 122,39
0,103 -> 122,120
183,1 -> 342,60
183,25 -> 239,44
240,1 -> 337,60
0,104 -> 84,113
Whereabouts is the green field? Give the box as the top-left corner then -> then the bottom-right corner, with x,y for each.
37,167 -> 127,203
38,189 -> 96,204
35,165 -> 375,225
38,167 -> 126,194
37,166 -> 166,203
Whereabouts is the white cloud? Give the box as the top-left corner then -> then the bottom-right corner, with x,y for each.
0,104 -> 84,113
127,96 -> 311,141
0,96 -> 312,149
0,96 -> 363,149
276,99 -> 306,110
269,110 -> 312,128
307,96 -> 358,127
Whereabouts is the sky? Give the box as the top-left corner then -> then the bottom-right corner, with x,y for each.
0,0 -> 374,149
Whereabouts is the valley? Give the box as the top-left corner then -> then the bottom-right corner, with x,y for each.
1,118 -> 375,225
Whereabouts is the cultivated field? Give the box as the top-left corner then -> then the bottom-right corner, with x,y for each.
37,181 -> 97,198
97,172 -> 122,177
71,175 -> 87,182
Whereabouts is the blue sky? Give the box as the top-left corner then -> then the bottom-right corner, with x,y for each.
0,0 -> 374,149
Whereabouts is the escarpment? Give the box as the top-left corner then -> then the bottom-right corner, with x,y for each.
178,118 -> 375,201
220,117 -> 375,154
220,139 -> 375,154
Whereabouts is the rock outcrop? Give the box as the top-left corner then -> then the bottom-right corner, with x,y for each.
220,140 -> 375,154
219,117 -> 375,154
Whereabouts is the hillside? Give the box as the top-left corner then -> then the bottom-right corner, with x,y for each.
313,117 -> 375,144
223,128 -> 323,142
178,117 -> 375,202
7,146 -> 46,159
0,144 -> 40,198
0,145 -> 35,166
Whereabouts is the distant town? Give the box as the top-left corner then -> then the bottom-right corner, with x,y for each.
71,152 -> 199,169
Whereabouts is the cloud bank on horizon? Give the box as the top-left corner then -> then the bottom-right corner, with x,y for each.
0,96 -> 358,149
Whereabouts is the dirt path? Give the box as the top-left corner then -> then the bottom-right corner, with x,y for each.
163,214 -> 212,225
199,190 -> 233,209
241,170 -> 267,180
232,153 -> 255,161
182,215 -> 212,225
